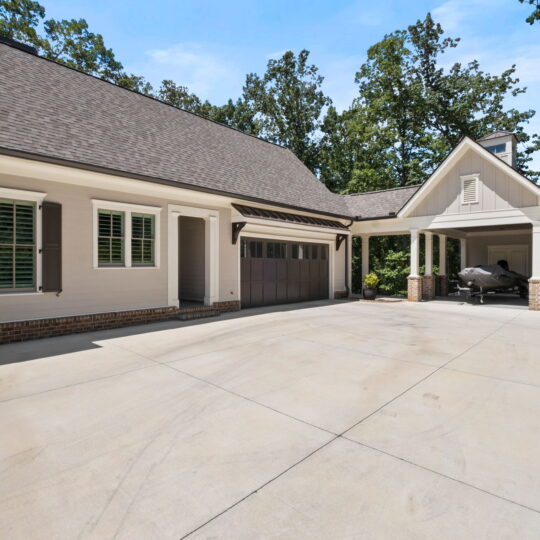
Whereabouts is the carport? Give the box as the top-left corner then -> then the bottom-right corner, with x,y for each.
351,134 -> 540,310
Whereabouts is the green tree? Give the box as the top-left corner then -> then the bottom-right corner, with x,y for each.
243,50 -> 331,172
323,13 -> 539,193
0,0 -> 152,93
519,0 -> 540,24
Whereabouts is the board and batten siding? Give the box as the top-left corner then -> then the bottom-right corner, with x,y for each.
411,150 -> 538,217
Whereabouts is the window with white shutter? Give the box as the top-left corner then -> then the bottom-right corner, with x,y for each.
461,175 -> 479,205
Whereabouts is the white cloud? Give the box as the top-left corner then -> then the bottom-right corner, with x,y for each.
265,49 -> 288,60
145,43 -> 238,97
432,0 -> 504,32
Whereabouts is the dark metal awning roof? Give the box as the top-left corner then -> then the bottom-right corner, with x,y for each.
232,203 -> 349,230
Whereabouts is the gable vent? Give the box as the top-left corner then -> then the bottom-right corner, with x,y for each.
462,175 -> 479,204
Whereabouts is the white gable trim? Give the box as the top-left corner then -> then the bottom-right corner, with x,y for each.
398,137 -> 540,218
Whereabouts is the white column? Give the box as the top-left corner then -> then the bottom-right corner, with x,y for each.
424,232 -> 433,276
460,238 -> 467,269
361,235 -> 370,284
204,215 -> 220,305
532,223 -> 540,279
410,229 -> 420,277
167,211 -> 180,307
439,234 -> 447,275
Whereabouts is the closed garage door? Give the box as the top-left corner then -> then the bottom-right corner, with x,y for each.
240,238 -> 329,308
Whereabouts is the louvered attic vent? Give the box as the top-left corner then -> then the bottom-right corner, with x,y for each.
462,175 -> 479,204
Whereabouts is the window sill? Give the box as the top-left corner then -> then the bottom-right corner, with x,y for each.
94,266 -> 160,270
0,291 -> 43,297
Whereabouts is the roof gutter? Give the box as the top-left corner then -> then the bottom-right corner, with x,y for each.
0,146 -> 354,221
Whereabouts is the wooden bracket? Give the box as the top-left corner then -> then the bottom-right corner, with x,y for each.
232,222 -> 247,244
336,234 -> 347,251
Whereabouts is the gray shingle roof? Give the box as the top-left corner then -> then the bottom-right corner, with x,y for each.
477,131 -> 515,141
0,41 -> 420,221
343,185 -> 421,219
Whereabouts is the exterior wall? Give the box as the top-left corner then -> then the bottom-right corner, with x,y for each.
179,216 -> 205,301
411,149 -> 538,217
0,160 -> 349,323
466,233 -> 532,275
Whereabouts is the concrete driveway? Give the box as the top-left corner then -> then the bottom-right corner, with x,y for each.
1,300 -> 540,539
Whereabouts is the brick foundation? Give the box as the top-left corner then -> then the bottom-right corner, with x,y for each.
334,290 -> 349,299
407,276 -> 423,302
0,301 -> 241,345
422,275 -> 436,301
529,279 -> 540,311
438,275 -> 448,297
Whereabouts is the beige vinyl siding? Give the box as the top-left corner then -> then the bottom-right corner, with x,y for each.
411,150 -> 538,217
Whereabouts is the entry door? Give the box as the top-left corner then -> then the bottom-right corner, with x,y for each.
487,245 -> 529,276
241,238 -> 329,308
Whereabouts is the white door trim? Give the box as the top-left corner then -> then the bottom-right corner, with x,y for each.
168,204 -> 220,307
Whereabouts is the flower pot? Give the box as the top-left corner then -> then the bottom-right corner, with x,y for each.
363,288 -> 377,300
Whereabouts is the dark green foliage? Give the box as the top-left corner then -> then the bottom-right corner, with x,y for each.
243,50 -> 331,172
519,0 -> 540,24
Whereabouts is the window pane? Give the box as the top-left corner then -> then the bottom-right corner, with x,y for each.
15,203 -> 34,244
15,246 -> 34,288
143,240 -> 153,263
241,239 -> 247,258
311,245 -> 318,259
131,238 -> 142,263
0,201 -> 14,243
321,246 -> 327,260
143,216 -> 154,239
292,244 -> 299,259
111,238 -> 123,263
132,215 -> 143,238
0,245 -> 13,288
98,237 -> 110,264
267,243 -> 275,258
111,213 -> 123,236
98,211 -> 111,236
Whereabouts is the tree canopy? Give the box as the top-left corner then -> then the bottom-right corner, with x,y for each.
519,0 -> 540,24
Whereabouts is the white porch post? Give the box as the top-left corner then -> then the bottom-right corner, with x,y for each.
424,232 -> 433,276
460,238 -> 467,269
530,222 -> 540,310
439,234 -> 447,275
408,228 -> 422,302
204,214 -> 220,306
409,229 -> 420,277
361,235 -> 370,286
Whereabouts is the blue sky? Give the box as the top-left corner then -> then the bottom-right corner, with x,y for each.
43,0 -> 540,168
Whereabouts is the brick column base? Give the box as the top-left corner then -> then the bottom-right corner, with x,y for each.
422,275 -> 436,300
407,276 -> 423,302
438,275 -> 448,297
529,279 -> 540,311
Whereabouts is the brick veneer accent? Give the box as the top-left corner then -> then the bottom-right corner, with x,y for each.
422,275 -> 436,300
529,279 -> 540,311
0,301 -> 241,345
438,275 -> 448,297
407,276 -> 423,302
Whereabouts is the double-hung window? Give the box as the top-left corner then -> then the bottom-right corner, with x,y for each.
98,210 -> 124,266
131,213 -> 155,266
93,200 -> 160,268
0,199 -> 36,291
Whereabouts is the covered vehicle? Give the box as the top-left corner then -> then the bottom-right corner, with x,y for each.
455,260 -> 529,303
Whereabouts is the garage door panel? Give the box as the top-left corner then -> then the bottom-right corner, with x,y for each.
241,238 -> 329,308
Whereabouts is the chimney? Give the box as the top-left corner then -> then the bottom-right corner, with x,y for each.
477,131 -> 517,167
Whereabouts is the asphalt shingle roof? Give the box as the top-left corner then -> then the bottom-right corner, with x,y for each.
343,185 -> 421,219
0,41 -> 418,221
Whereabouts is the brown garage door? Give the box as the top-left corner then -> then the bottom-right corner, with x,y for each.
240,238 -> 329,308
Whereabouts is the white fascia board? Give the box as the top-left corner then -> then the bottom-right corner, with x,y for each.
352,216 -> 434,236
398,138 -> 540,218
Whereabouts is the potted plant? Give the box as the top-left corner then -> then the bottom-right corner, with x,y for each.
363,273 -> 379,300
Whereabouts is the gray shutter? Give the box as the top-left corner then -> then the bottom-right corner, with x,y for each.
42,201 -> 62,293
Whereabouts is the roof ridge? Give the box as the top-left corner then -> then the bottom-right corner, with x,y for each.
342,184 -> 422,196
0,41 -> 289,152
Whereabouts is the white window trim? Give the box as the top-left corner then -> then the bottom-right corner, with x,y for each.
0,186 -> 46,295
92,199 -> 161,269
461,173 -> 480,205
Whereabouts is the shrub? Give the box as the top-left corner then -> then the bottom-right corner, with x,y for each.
363,272 -> 379,288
